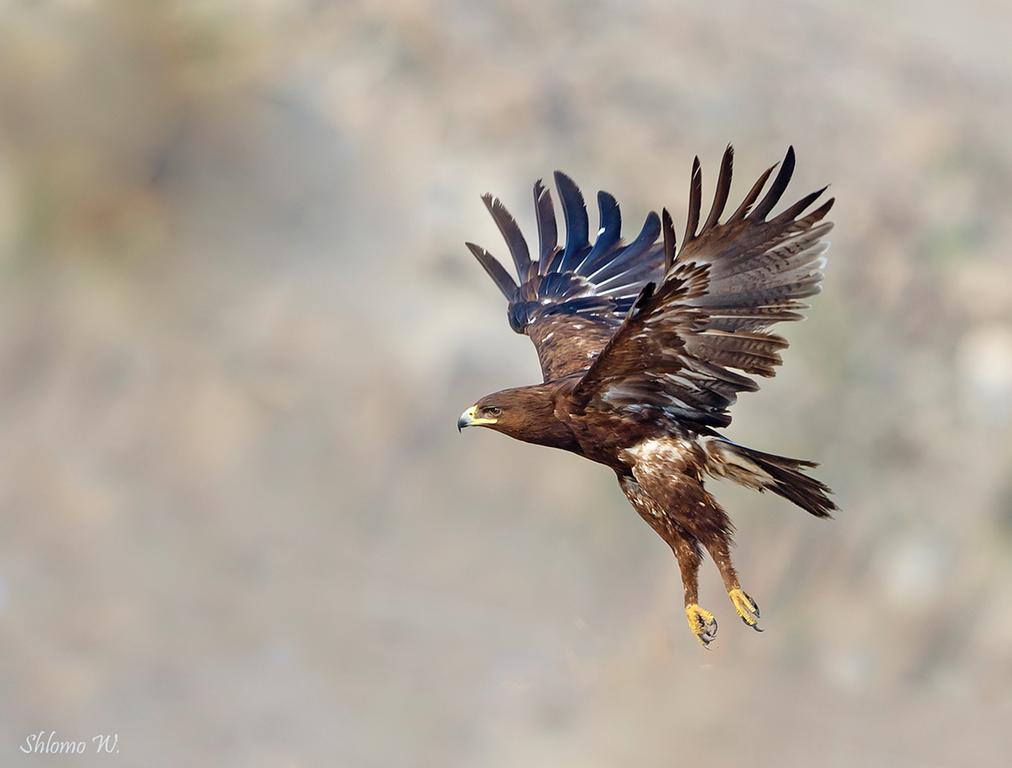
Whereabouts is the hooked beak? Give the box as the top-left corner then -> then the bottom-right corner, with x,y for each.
457,405 -> 497,432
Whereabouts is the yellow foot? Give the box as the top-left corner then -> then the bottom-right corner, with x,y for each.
728,588 -> 762,631
685,604 -> 718,647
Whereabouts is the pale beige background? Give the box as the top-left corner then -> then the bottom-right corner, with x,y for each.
1,1 -> 1010,766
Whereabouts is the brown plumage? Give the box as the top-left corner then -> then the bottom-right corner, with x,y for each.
458,147 -> 837,646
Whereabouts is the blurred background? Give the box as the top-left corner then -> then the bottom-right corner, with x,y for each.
1,1 -> 1010,765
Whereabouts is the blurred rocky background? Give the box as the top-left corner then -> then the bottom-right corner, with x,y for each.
1,1 -> 1010,766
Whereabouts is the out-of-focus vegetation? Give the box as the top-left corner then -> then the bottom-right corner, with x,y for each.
1,1 -> 1010,766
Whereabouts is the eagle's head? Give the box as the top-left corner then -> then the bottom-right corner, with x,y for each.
456,390 -> 526,436
457,400 -> 501,431
457,385 -> 577,450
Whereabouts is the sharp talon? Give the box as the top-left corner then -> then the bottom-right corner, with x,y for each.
728,588 -> 762,632
745,592 -> 760,619
685,604 -> 718,647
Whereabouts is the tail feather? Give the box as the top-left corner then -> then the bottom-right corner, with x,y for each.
702,437 -> 836,518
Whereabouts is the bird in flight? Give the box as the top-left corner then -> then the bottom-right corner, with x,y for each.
457,146 -> 836,646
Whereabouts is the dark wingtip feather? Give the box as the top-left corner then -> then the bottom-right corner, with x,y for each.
750,145 -> 796,221
793,195 -> 833,231
685,156 -> 702,242
729,161 -> 777,221
552,171 -> 590,272
771,184 -> 829,224
533,179 -> 558,267
703,144 -> 734,231
578,190 -> 622,272
661,208 -> 676,274
631,210 -> 662,255
465,241 -> 518,300
597,188 -> 620,220
801,196 -> 835,227
481,193 -> 532,280
596,190 -> 621,244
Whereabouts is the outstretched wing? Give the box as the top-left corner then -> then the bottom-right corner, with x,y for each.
573,146 -> 834,428
466,172 -> 664,381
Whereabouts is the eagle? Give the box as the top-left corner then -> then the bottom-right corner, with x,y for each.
457,146 -> 836,646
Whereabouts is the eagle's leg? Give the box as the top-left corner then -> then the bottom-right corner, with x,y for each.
653,518 -> 716,646
619,475 -> 716,645
695,514 -> 762,632
669,525 -> 718,646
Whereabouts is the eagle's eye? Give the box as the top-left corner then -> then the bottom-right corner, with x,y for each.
483,406 -> 502,418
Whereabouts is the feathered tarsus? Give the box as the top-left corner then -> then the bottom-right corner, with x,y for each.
459,146 -> 836,646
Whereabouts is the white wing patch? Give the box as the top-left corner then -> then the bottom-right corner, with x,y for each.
621,437 -> 696,485
624,436 -> 694,462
